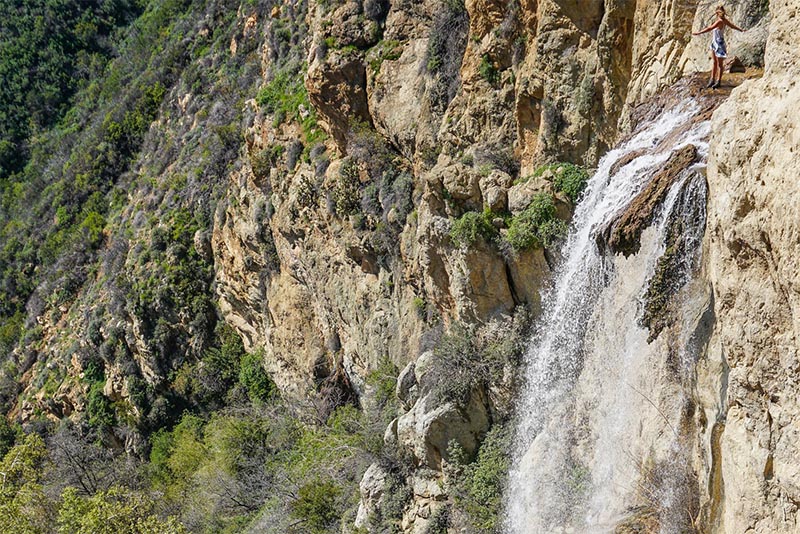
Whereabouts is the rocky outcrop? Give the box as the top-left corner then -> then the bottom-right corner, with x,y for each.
307,51 -> 372,152
700,0 -> 800,531
395,389 -> 490,470
600,144 -> 699,256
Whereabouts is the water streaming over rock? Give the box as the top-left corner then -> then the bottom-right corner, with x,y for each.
505,101 -> 713,534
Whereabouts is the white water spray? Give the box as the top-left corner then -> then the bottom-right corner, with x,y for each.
505,102 -> 711,533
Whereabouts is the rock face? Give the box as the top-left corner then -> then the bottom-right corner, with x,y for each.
395,390 -> 490,470
700,1 -> 800,531
205,1 -> 788,532
600,144 -> 699,256
212,0 -> 732,404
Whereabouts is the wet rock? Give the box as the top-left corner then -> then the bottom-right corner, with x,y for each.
598,144 -> 699,257
608,148 -> 648,177
641,174 -> 708,343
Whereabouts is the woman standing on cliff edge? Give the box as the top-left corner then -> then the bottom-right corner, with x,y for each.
692,5 -> 745,89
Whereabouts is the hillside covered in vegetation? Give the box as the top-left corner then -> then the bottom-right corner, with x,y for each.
2,0 -> 795,533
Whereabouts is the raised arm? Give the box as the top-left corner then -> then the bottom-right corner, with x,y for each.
724,17 -> 745,32
693,19 -> 723,35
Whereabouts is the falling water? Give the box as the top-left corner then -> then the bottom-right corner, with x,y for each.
505,101 -> 712,533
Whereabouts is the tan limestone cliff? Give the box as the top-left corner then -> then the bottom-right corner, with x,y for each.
701,0 -> 800,531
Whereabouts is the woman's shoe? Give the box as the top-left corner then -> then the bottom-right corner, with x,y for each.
712,81 -> 721,89
706,79 -> 715,88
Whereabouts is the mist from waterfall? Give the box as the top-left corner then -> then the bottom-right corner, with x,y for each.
505,102 -> 712,534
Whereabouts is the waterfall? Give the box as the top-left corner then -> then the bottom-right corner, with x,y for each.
505,101 -> 712,534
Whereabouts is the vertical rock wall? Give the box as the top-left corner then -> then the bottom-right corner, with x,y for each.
701,1 -> 800,531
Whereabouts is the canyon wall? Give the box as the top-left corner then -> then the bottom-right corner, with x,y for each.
5,0 -> 795,531
701,0 -> 800,531
212,0 -> 727,410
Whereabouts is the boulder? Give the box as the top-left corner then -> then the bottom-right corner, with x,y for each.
724,55 -> 747,73
396,361 -> 418,406
396,389 -> 490,469
507,175 -> 549,214
479,169 -> 513,212
441,164 -> 481,205
354,462 -> 389,528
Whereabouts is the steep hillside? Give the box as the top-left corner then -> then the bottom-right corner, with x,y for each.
0,0 -> 791,532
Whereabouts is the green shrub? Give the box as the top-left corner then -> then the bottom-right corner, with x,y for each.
0,433 -> 49,533
238,351 -> 275,403
428,324 -> 480,404
371,456 -> 412,532
427,504 -> 451,534
450,209 -> 497,247
57,485 -> 187,534
478,55 -> 499,84
426,310 -> 529,405
295,173 -> 318,213
332,159 -> 362,217
0,311 -> 23,359
80,211 -> 106,247
251,144 -> 284,182
421,307 -> 530,403
366,357 -> 398,410
505,193 -> 567,250
447,423 -> 512,532
532,163 -> 589,203
256,67 -> 321,141
0,417 -> 18,459
347,121 -> 395,181
256,70 -> 304,117
412,296 -> 426,318
0,1 -> 141,178
86,382 -> 114,429
474,144 -> 519,178
148,427 -> 174,485
162,413 -> 207,484
425,0 -> 468,111
290,478 -> 342,533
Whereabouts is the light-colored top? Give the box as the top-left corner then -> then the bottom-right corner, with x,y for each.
711,26 -> 727,58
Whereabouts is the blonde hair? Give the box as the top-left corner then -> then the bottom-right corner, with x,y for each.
715,4 -> 726,16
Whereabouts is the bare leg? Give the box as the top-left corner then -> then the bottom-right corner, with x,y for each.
711,53 -> 718,82
716,56 -> 725,84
